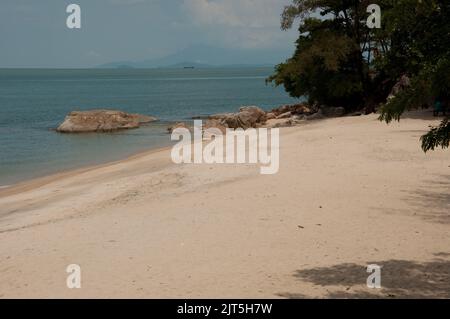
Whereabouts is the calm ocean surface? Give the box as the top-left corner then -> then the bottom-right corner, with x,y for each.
0,68 -> 298,186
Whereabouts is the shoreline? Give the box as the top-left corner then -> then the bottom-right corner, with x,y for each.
0,144 -> 173,198
0,109 -> 440,198
0,105 -> 285,195
0,109 -> 312,197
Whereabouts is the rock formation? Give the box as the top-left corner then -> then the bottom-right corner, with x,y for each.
167,122 -> 190,134
56,110 -> 157,133
209,106 -> 267,129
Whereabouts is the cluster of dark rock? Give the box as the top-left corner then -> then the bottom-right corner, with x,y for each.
168,106 -> 268,134
56,103 -> 356,134
168,104 -> 352,133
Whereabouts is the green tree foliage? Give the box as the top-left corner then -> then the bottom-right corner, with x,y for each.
268,0 -> 382,110
377,1 -> 450,151
268,17 -> 365,108
269,0 -> 450,151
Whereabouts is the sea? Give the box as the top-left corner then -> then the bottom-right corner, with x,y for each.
0,67 -> 299,186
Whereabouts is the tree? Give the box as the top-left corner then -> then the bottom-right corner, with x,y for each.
270,0 -> 450,151
268,0 -> 385,111
377,0 -> 450,152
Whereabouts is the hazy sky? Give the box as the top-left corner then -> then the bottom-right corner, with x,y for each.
0,0 -> 299,68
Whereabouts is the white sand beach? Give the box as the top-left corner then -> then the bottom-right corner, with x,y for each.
0,112 -> 449,298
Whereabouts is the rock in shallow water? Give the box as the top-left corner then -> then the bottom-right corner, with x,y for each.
56,110 -> 157,133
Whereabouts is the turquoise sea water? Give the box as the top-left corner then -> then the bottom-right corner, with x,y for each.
0,68 -> 298,186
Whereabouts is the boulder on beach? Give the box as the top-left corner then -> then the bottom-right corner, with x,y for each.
56,110 -> 157,133
321,106 -> 346,118
306,109 -> 325,121
210,106 -> 267,129
209,113 -> 235,120
167,122 -> 190,134
204,119 -> 227,134
270,103 -> 313,117
276,111 -> 293,119
387,74 -> 411,101
203,119 -> 228,140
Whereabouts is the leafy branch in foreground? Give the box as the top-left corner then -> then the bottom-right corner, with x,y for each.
376,1 -> 450,152
378,76 -> 430,124
421,119 -> 450,152
379,55 -> 450,151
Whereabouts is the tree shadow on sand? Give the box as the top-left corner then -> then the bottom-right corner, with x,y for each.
371,174 -> 450,224
278,258 -> 450,299
401,174 -> 450,224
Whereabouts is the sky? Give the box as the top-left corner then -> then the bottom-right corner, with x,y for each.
0,0 -> 299,68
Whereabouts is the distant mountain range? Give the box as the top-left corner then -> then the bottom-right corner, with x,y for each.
96,44 -> 291,69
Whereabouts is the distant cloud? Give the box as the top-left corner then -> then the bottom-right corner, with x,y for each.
181,0 -> 296,49
0,0 -> 297,67
182,0 -> 287,28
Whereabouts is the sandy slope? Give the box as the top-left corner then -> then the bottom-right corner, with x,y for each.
0,112 -> 449,298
